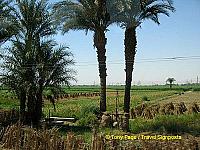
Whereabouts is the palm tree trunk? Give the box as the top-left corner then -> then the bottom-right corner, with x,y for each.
170,83 -> 172,89
124,27 -> 137,114
34,98 -> 42,127
35,86 -> 43,126
19,89 -> 26,123
94,29 -> 107,112
27,90 -> 35,125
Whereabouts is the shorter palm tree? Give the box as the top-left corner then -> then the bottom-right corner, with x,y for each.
166,78 -> 176,89
0,39 -> 76,125
0,0 -> 76,126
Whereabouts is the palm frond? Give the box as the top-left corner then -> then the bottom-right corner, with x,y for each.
108,0 -> 175,28
53,0 -> 111,34
0,0 -> 19,44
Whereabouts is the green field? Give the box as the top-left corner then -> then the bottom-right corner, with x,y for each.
1,84 -> 199,118
0,84 -> 200,143
0,85 -> 187,114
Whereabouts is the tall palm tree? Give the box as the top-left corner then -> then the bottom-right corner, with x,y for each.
166,77 -> 175,89
53,0 -> 110,112
108,0 -> 175,115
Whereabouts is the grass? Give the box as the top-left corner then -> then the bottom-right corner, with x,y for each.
0,90 -> 19,110
44,84 -> 200,95
129,113 -> 200,136
43,98 -> 99,119
0,86 -> 196,120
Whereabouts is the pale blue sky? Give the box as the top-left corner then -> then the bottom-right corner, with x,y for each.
53,0 -> 200,85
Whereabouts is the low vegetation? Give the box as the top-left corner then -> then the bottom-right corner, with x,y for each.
130,113 -> 200,135
1,123 -> 200,150
0,86 -> 200,149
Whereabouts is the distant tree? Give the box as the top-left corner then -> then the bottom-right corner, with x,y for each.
53,0 -> 110,112
166,78 -> 176,89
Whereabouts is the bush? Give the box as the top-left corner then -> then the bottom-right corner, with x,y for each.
193,87 -> 200,91
142,96 -> 149,101
77,113 -> 98,127
77,105 -> 100,127
79,105 -> 100,120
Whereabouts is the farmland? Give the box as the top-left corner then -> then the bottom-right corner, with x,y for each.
0,85 -> 200,146
1,0 -> 200,149
0,85 -> 192,118
0,84 -> 199,119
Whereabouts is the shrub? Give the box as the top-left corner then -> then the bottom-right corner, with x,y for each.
81,105 -> 100,118
193,87 -> 200,91
142,96 -> 149,101
78,113 -> 98,127
77,105 -> 100,127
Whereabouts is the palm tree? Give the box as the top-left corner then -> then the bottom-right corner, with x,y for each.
0,40 -> 29,122
108,0 -> 175,115
0,0 -> 18,45
53,0 -> 110,112
1,39 -> 76,125
34,40 -> 76,124
14,0 -> 56,125
166,78 -> 175,89
0,0 -> 76,126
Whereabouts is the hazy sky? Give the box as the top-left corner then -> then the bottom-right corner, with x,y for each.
25,0 -> 200,85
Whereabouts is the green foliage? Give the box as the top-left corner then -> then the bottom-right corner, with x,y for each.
0,91 -> 19,109
142,96 -> 149,101
53,0 -> 110,33
0,0 -> 19,44
44,98 -> 99,119
0,0 -> 76,125
78,113 -> 98,127
193,87 -> 200,91
81,105 -> 100,117
78,105 -> 100,127
107,0 -> 175,29
129,114 -> 200,135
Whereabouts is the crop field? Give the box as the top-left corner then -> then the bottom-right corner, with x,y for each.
0,85 -> 182,114
0,85 -> 200,121
44,89 -> 177,118
0,85 -> 200,148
